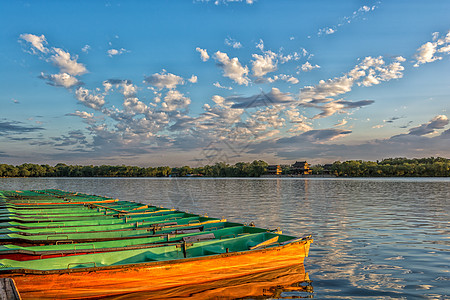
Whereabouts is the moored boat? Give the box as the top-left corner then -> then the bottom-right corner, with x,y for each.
0,189 -> 312,299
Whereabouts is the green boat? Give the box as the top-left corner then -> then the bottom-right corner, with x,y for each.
0,189 -> 313,300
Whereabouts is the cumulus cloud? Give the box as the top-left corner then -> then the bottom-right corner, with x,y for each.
229,88 -> 294,109
300,56 -> 404,104
75,87 -> 105,110
267,74 -> 299,84
246,114 -> 450,161
161,90 -> 191,112
214,51 -> 249,85
144,70 -> 185,89
300,61 -> 320,72
19,33 -> 87,76
123,97 -> 148,115
19,33 -> 48,53
201,95 -> 244,127
225,37 -> 243,49
408,115 -> 449,136
103,79 -> 137,97
196,47 -> 210,62
107,48 -> 127,57
40,72 -> 81,88
188,75 -> 198,83
414,31 -> 450,67
251,51 -> 277,77
19,33 -> 88,94
51,48 -> 87,76
285,107 -> 312,133
251,39 -> 305,81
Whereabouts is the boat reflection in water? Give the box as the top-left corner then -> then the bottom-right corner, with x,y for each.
103,264 -> 313,300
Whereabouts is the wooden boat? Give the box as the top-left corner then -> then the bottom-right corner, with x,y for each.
0,189 -> 313,299
98,263 -> 311,300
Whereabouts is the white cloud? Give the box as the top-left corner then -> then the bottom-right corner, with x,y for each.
414,31 -> 450,67
243,106 -> 285,139
144,70 -> 185,89
286,76 -> 299,84
414,42 -> 441,66
213,82 -> 233,90
251,51 -> 277,77
300,61 -> 320,72
214,51 -> 249,85
123,97 -> 148,115
285,107 -> 312,133
19,33 -> 48,53
278,52 -> 302,64
40,72 -> 81,88
317,5 -> 377,37
432,32 -> 440,41
196,47 -> 210,62
188,75 -> 198,83
107,48 -> 127,57
161,90 -> 191,112
256,39 -> 264,51
75,87 -> 105,110
252,39 -> 304,79
67,110 -> 96,124
102,79 -> 138,98
82,45 -> 91,53
268,74 -> 299,84
225,37 -> 243,49
300,56 -> 404,103
51,48 -> 87,76
68,110 -> 94,119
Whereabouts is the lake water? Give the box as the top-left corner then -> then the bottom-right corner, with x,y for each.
1,177 -> 449,299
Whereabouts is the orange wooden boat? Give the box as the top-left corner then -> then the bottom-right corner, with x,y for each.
0,189 -> 313,299
0,236 -> 312,299
100,264 -> 311,300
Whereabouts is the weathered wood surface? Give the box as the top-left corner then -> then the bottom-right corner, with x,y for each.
0,278 -> 21,300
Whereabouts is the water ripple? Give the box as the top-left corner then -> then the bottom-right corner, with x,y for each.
1,177 -> 449,299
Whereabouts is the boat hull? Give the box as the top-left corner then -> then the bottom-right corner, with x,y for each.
1,239 -> 311,299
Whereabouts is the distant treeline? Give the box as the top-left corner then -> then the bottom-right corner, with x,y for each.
313,157 -> 450,177
0,160 -> 269,178
1,157 -> 450,177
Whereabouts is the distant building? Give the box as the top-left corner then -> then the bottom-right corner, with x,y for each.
291,161 -> 312,175
267,165 -> 282,175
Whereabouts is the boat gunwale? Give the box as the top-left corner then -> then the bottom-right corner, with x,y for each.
0,236 -> 312,275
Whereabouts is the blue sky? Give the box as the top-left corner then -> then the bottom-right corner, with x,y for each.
1,0 -> 450,167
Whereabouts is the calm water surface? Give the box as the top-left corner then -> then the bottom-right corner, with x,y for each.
1,177 -> 449,299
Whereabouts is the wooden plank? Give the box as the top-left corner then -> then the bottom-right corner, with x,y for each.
0,278 -> 21,300
249,236 -> 279,250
